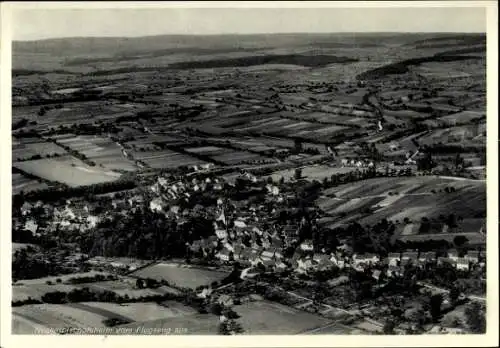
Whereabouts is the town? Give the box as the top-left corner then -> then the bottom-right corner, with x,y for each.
11,31 -> 486,335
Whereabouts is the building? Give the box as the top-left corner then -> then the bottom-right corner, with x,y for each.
456,258 -> 470,271
353,253 -> 380,267
464,250 -> 480,264
401,251 -> 419,265
418,251 -> 437,264
387,252 -> 401,266
447,249 -> 460,262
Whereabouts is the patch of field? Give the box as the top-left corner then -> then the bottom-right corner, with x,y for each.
12,304 -> 110,333
438,110 -> 486,126
13,155 -> 121,187
131,263 -> 228,290
87,279 -> 181,298
233,300 -> 332,334
12,140 -> 68,161
72,301 -> 196,322
57,135 -> 137,172
269,165 -> 356,182
115,313 -> 219,335
211,150 -> 269,165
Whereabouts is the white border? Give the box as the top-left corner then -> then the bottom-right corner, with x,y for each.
1,2 -> 498,347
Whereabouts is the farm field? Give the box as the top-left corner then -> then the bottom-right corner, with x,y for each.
13,155 -> 122,186
12,138 -> 68,161
12,304 -> 110,334
55,134 -> 137,172
438,110 -> 486,126
268,165 -> 356,182
12,172 -> 49,195
87,279 -> 182,298
115,313 -> 219,335
318,176 -> 485,233
69,301 -> 196,322
233,300 -> 333,334
130,263 -> 229,290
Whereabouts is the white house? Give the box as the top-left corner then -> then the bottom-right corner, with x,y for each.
387,253 -> 401,266
447,249 -> 460,262
300,240 -> 314,251
149,198 -> 164,213
353,253 -> 380,267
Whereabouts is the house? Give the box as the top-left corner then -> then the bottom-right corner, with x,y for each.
149,198 -> 164,213
276,260 -> 287,270
437,257 -> 455,267
24,219 -> 38,234
197,287 -> 213,299
447,249 -> 459,262
387,252 -> 401,266
233,245 -> 244,261
300,240 -> 314,252
456,258 -> 470,271
215,228 -> 228,240
386,265 -> 402,278
401,251 -> 419,265
372,269 -> 382,281
353,253 -> 380,267
21,202 -> 33,216
418,251 -> 436,263
216,248 -> 232,262
313,253 -> 332,270
261,249 -> 275,261
296,258 -> 313,273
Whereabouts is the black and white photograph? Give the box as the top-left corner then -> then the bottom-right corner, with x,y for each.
1,1 -> 498,346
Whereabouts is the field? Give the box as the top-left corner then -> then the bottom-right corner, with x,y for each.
438,110 -> 486,126
115,313 -> 219,335
12,138 -> 68,161
12,271 -> 116,302
12,173 -> 49,195
87,279 -> 182,298
13,155 -> 122,186
268,165 -> 356,182
233,300 -> 333,334
130,263 -> 228,290
12,300 -> 197,334
55,134 -> 137,172
318,176 -> 486,238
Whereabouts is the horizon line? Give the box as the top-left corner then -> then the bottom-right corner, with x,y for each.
13,31 -> 487,43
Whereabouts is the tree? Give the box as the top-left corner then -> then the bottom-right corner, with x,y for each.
465,302 -> 486,333
430,294 -> 443,322
383,320 -> 396,334
449,286 -> 460,304
294,168 -> 302,180
294,139 -> 303,152
453,235 -> 469,248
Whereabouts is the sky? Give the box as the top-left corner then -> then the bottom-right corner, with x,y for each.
12,6 -> 487,41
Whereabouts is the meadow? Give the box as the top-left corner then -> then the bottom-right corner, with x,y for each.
131,263 -> 229,290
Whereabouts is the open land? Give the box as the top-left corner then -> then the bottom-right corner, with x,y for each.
12,32 -> 487,335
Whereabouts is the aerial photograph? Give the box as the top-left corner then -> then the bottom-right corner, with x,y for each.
8,5 -> 489,336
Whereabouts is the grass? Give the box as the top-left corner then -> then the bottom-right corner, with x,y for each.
131,263 -> 228,290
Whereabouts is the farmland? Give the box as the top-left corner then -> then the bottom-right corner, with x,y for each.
233,300 -> 333,334
11,29 -> 488,336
